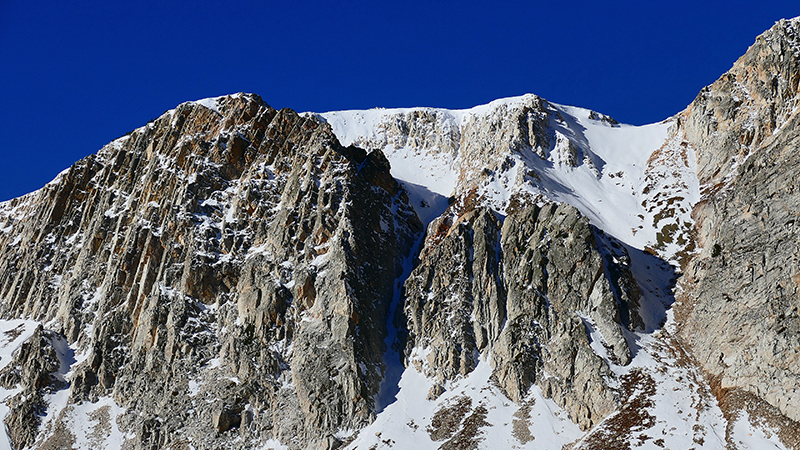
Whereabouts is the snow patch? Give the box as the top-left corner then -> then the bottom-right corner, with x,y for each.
193,96 -> 223,114
346,354 -> 583,450
320,96 -> 688,257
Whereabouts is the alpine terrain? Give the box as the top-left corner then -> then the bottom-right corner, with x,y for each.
0,16 -> 799,450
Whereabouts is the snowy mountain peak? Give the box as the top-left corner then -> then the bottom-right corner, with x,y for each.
321,94 -> 698,264
2,16 -> 800,450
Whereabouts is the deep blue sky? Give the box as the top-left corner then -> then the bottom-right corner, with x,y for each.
1,1 -> 798,201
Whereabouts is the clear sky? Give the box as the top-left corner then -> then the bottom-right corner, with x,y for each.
1,1 -> 798,201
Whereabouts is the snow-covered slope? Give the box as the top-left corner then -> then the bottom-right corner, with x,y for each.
342,313 -> 789,450
317,95 -> 789,450
321,95 -> 699,260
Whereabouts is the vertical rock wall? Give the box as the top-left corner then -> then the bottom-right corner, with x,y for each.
0,94 -> 421,449
679,17 -> 800,423
402,202 -> 642,430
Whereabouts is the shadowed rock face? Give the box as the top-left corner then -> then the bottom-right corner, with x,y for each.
679,17 -> 800,423
0,94 -> 421,449
402,202 -> 641,430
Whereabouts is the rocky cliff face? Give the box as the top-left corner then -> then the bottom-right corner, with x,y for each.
326,96 -> 647,430
678,17 -> 800,424
0,91 -> 654,448
329,95 -> 604,207
0,94 -> 421,449
2,16 -> 800,450
402,202 -> 640,430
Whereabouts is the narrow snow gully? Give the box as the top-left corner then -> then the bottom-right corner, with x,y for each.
376,179 -> 453,412
375,234 -> 423,412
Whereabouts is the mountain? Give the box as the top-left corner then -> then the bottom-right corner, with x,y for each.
0,16 -> 798,450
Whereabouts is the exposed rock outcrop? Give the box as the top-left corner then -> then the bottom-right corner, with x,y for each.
0,94 -> 421,449
402,202 -> 641,429
330,95 -> 602,205
679,17 -> 800,423
685,18 -> 800,188
0,325 -> 64,450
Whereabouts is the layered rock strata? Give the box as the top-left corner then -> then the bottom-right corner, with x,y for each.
402,201 -> 641,429
679,17 -> 800,423
0,94 -> 421,449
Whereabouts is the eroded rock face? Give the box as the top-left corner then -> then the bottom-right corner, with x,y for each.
326,96 -> 645,431
357,109 -> 463,160
684,18 -> 800,188
679,17 -> 800,423
0,325 -> 64,450
402,202 -> 641,429
336,95 -> 601,202
0,94 -> 421,449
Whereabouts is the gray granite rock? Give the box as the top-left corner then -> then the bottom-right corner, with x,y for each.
0,94 -> 421,449
402,202 -> 641,430
679,17 -> 800,424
